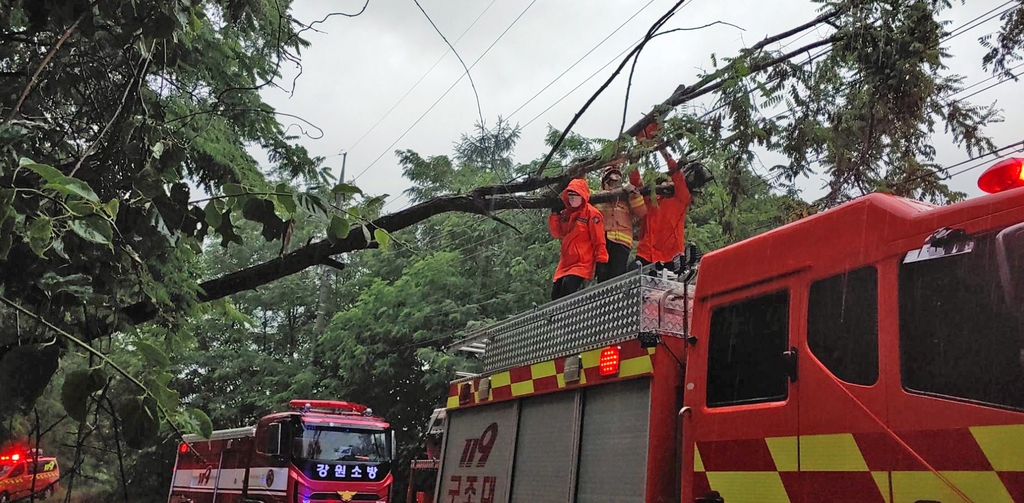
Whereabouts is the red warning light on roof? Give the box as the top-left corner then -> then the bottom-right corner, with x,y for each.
599,346 -> 620,376
11,454 -> 19,461
179,443 -> 189,454
978,158 -> 1024,194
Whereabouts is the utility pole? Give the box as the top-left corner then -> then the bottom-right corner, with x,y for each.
316,152 -> 346,332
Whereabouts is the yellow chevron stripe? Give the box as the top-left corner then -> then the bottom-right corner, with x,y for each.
619,355 -> 653,377
872,472 -> 891,503
765,436 -> 798,472
694,447 -> 705,472
704,472 -> 791,503
799,433 -> 869,471
970,424 -> 1024,471
446,395 -> 459,408
891,471 -> 1014,503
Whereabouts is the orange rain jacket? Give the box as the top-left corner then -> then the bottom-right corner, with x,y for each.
630,155 -> 692,264
548,179 -> 609,281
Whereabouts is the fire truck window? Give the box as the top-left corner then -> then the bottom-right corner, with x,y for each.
9,464 -> 24,478
707,291 -> 790,407
900,231 -> 1024,411
807,266 -> 879,385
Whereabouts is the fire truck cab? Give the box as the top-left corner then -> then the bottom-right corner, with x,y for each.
0,449 -> 60,502
168,400 -> 395,503
431,163 -> 1024,503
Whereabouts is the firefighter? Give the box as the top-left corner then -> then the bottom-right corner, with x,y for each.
594,164 -> 646,282
548,178 -> 609,300
630,123 -> 691,271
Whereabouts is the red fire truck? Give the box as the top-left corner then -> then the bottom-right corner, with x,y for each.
168,400 -> 395,503
0,448 -> 60,502
422,158 -> 1024,503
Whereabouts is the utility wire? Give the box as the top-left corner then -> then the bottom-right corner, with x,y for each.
506,0 -> 660,120
413,0 -> 484,127
351,0 -> 540,183
343,0 -> 498,154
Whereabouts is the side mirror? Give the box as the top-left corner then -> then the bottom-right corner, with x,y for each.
996,222 -> 1024,313
265,423 -> 283,456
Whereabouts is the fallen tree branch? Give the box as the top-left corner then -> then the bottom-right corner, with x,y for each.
5,12 -> 86,123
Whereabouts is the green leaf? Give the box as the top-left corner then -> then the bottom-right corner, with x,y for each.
66,200 -> 96,216
327,215 -> 350,242
70,217 -> 113,245
331,182 -> 363,197
151,141 -> 165,159
204,200 -> 222,229
362,224 -> 372,243
135,340 -> 170,368
374,229 -> 391,251
186,408 -> 213,439
22,159 -> 64,182
26,216 -> 52,257
275,183 -> 297,215
118,396 -> 161,449
61,368 -> 107,422
223,183 -> 246,197
0,344 -> 60,409
0,232 -> 12,261
104,199 -> 120,219
45,175 -> 100,202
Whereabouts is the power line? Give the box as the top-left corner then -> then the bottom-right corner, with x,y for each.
413,0 -> 484,127
351,0 -> 540,183
343,0 -> 498,154
506,0 -> 660,120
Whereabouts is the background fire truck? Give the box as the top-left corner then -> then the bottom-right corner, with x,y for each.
418,159 -> 1024,503
168,400 -> 395,503
0,448 -> 60,503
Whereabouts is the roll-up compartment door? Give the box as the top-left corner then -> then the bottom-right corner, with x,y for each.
437,401 -> 517,503
510,391 -> 580,503
575,378 -> 651,503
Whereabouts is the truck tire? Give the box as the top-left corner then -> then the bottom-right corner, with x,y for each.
0,491 -> 9,503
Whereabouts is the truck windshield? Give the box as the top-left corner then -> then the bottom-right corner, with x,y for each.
291,425 -> 390,462
0,464 -> 11,477
900,228 -> 1024,411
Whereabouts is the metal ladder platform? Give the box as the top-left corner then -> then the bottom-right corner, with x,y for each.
448,270 -> 694,374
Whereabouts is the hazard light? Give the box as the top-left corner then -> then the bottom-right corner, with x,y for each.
599,346 -> 620,376
978,158 -> 1024,194
179,442 -> 189,454
289,399 -> 369,415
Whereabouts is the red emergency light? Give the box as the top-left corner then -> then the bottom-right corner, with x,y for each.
598,346 -> 620,376
978,158 -> 1024,194
179,442 -> 189,454
288,399 -> 368,415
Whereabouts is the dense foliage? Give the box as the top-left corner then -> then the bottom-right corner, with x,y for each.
0,0 -> 1022,501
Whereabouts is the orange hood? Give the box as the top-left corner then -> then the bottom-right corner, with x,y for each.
561,178 -> 591,210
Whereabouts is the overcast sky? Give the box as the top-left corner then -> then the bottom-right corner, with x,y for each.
262,0 -> 1023,210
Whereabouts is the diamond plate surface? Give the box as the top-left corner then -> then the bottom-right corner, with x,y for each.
457,272 -> 693,373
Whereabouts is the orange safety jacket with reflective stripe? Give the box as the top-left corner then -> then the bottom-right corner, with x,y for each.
630,157 -> 691,264
594,188 -> 646,248
548,179 -> 609,281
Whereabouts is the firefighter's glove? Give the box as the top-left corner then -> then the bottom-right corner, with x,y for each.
550,199 -> 565,214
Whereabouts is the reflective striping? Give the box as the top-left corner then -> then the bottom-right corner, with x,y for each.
765,436 -> 798,472
490,371 -> 511,388
704,472 -> 790,503
872,471 -> 891,503
619,355 -> 654,377
530,361 -> 557,379
970,425 -> 1024,472
694,448 -> 705,472
447,340 -> 655,409
510,379 -> 535,396
891,471 -> 1015,503
800,434 -> 870,472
